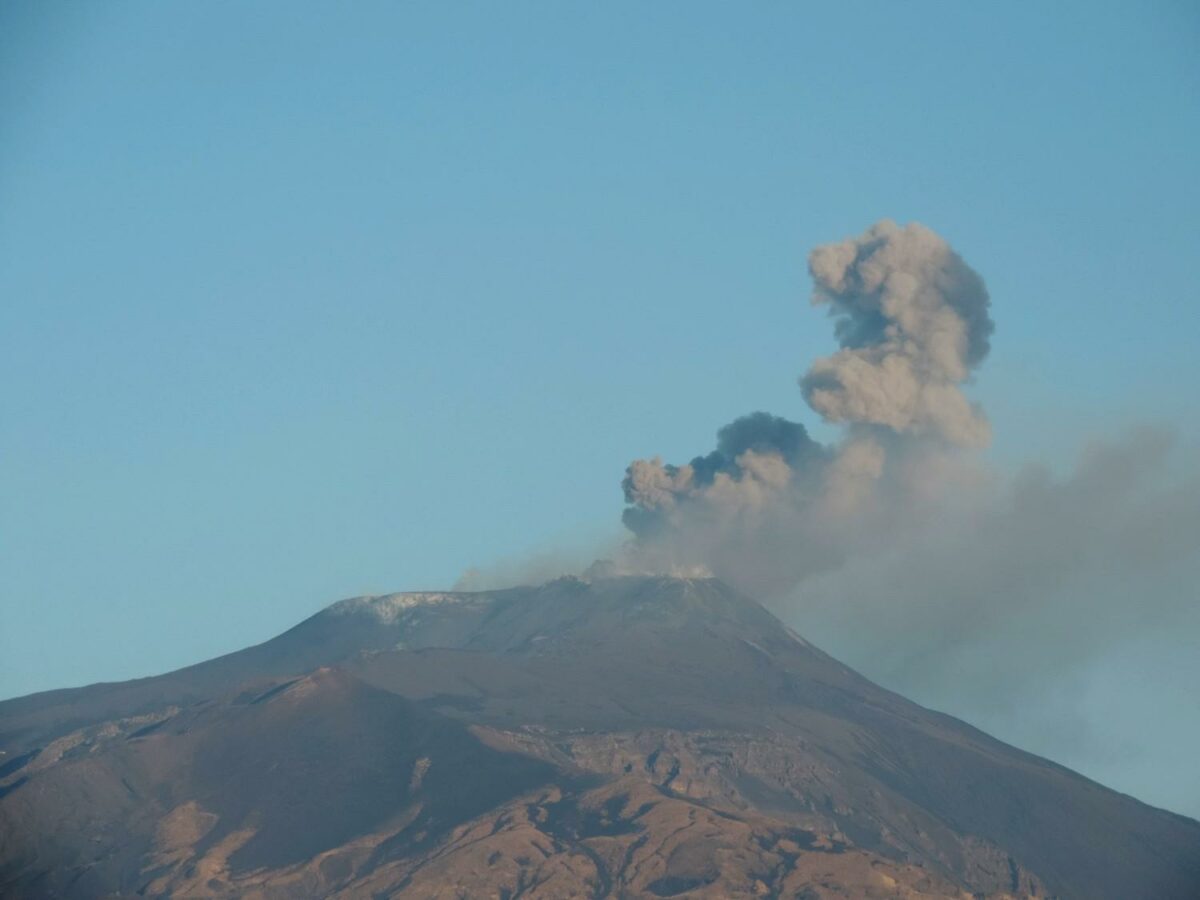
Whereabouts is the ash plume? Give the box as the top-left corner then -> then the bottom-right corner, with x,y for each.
802,220 -> 993,447
611,219 -> 1200,814
457,218 -> 1200,816
618,220 -> 995,588
621,412 -> 825,539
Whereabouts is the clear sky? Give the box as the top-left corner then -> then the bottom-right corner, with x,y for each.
2,2 -> 1198,807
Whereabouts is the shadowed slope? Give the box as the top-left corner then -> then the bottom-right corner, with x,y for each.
0,667 -> 555,898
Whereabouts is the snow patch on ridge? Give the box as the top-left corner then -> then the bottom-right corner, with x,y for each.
325,592 -> 488,624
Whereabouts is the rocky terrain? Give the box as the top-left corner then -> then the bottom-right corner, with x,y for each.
2,575 -> 1198,898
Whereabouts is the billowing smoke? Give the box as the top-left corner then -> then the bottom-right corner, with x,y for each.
618,412 -> 839,595
617,220 -> 996,591
621,412 -> 825,539
802,220 -> 993,447
610,219 -> 1200,815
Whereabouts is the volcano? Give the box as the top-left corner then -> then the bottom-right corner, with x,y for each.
1,575 -> 1197,898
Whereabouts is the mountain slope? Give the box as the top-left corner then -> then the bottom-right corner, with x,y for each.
2,576 -> 1198,898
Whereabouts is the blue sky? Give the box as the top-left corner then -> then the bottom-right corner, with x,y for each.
2,1 -> 1198,807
